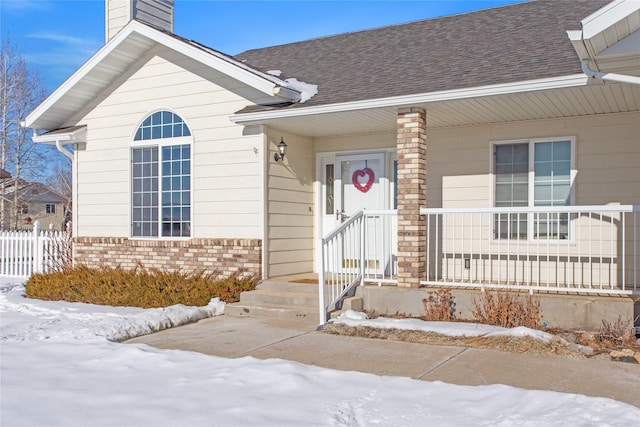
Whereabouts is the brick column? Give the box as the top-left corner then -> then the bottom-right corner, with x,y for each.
396,107 -> 426,288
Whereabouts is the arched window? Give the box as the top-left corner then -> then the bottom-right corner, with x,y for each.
131,111 -> 192,238
133,111 -> 191,141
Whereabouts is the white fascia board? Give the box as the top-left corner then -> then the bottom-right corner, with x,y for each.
567,30 -> 588,56
130,23 -> 297,100
24,21 -> 299,130
32,127 -> 87,145
580,0 -> 640,40
231,74 -> 589,123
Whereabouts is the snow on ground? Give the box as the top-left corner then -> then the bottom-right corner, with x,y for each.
1,280 -> 639,426
331,309 -> 556,342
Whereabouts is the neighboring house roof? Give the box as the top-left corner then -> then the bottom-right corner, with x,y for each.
234,0 -> 610,112
1,180 -> 67,204
0,169 -> 11,179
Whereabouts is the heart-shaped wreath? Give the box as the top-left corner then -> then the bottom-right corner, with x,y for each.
352,167 -> 375,193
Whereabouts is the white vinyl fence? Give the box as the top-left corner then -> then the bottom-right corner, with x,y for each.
0,221 -> 70,279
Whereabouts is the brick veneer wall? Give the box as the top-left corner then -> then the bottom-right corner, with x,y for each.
74,237 -> 262,277
396,107 -> 427,288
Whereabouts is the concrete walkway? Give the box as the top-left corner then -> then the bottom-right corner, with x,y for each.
126,315 -> 640,408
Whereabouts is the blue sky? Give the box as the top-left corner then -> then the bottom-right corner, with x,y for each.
2,0 -> 523,94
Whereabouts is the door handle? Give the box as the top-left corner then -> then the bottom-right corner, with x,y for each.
336,209 -> 349,222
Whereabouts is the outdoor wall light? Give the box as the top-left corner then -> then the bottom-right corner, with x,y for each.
274,137 -> 287,162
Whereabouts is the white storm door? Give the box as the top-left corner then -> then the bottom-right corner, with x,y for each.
334,153 -> 387,274
334,153 -> 386,223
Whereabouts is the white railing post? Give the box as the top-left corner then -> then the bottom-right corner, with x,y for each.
318,237 -> 327,325
634,206 -> 638,291
360,211 -> 366,285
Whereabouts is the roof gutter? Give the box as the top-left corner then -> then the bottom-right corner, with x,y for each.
574,1 -> 640,86
30,127 -> 86,160
580,59 -> 640,85
231,74 -> 589,123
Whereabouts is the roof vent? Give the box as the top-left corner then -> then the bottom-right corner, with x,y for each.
105,0 -> 174,42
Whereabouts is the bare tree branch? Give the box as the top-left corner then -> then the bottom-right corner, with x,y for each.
1,35 -> 50,230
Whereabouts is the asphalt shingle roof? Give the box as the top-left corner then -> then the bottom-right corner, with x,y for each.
234,0 -> 609,112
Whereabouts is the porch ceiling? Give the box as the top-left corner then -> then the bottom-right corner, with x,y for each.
252,83 -> 640,138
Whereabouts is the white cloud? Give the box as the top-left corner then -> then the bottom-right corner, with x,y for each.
23,32 -> 102,89
26,32 -> 100,62
1,0 -> 53,13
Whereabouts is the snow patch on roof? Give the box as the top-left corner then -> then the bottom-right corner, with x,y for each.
285,78 -> 318,103
267,70 -> 282,76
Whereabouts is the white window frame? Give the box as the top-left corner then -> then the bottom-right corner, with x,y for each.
45,204 -> 56,214
130,110 -> 193,240
491,136 -> 577,241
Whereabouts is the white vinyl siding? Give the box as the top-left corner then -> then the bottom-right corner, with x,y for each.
426,113 -> 639,211
73,45 -> 273,239
266,131 -> 314,277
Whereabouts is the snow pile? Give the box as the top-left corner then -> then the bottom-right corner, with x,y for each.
1,280 -> 639,426
0,283 -> 225,343
332,309 -> 555,341
285,77 -> 318,102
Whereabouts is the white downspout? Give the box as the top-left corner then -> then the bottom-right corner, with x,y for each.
580,60 -> 640,86
55,139 -> 75,160
31,129 -> 75,160
579,21 -> 640,86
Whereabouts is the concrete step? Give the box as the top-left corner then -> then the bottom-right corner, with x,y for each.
256,281 -> 318,294
239,289 -> 319,308
225,302 -> 319,322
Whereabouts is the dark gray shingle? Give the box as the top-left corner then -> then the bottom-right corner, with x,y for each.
234,0 -> 609,109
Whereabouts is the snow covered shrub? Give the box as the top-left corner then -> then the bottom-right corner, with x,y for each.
472,291 -> 542,329
25,265 -> 258,308
422,289 -> 455,321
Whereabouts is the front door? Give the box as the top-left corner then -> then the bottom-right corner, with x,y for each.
318,152 -> 390,274
335,153 -> 386,224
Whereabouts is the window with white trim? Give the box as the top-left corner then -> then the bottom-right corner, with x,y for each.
493,138 -> 574,239
131,111 -> 192,238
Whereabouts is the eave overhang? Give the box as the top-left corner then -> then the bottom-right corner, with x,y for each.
32,125 -> 87,160
567,0 -> 640,79
23,21 -> 301,132
32,125 -> 87,145
230,74 -> 589,124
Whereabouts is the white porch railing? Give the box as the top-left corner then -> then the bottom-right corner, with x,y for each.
420,205 -> 639,294
318,209 -> 397,323
0,222 -> 69,279
319,205 -> 639,323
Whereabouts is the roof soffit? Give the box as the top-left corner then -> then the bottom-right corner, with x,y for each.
567,0 -> 640,76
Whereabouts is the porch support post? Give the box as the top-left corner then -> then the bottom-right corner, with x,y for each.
396,107 -> 426,288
